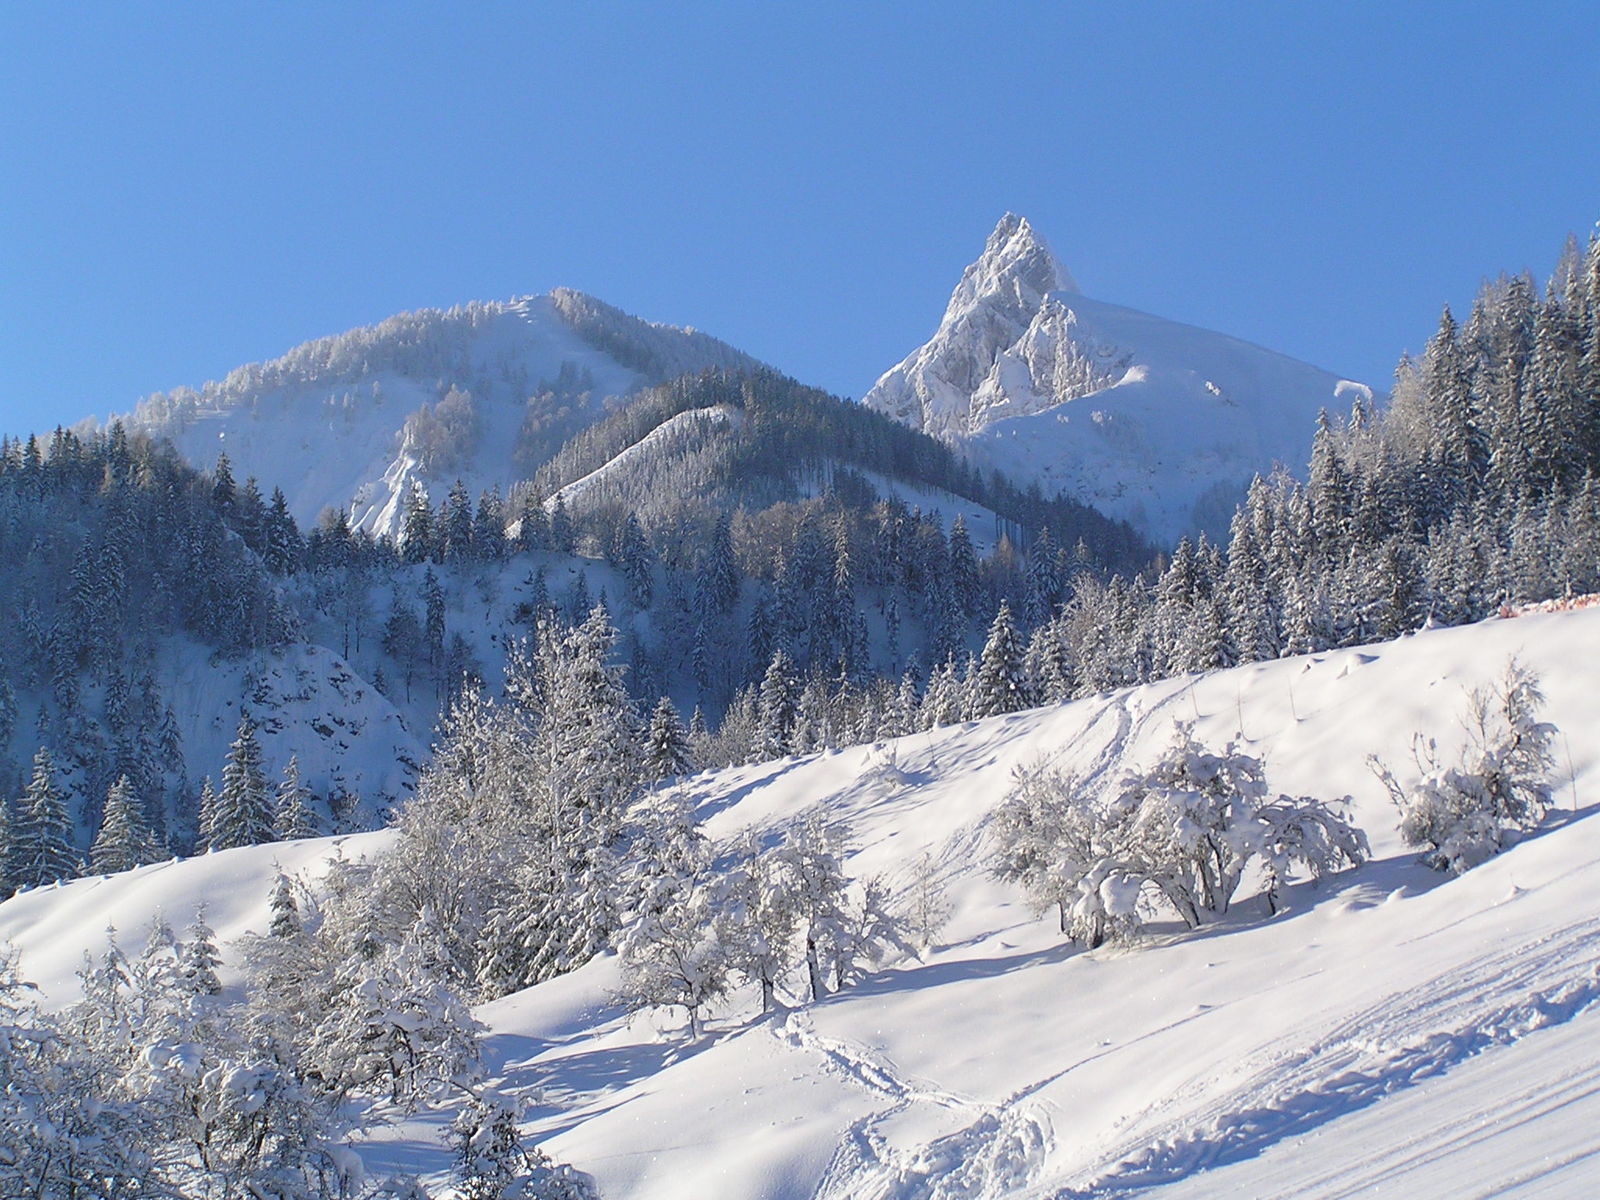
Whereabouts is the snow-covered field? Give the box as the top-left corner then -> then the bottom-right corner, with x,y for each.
6,607 -> 1600,1198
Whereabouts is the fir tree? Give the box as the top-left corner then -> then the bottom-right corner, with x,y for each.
196,776 -> 219,851
645,697 -> 694,780
973,600 -> 1029,718
213,712 -> 274,850
268,872 -> 302,939
757,649 -> 799,760
15,747 -> 77,888
274,754 -> 319,840
178,907 -> 223,997
262,487 -> 302,574
90,774 -> 157,875
702,511 -> 741,615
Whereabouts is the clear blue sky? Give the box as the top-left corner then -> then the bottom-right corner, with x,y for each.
3,2 -> 1597,438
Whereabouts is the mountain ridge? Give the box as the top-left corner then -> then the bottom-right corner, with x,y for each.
865,215 -> 1373,542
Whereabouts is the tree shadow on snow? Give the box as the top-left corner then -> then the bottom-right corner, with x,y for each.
839,939 -> 1083,999
517,1026 -> 736,1138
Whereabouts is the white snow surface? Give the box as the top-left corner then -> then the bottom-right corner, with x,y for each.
865,215 -> 1370,543
8,608 -> 1600,1197
123,292 -> 759,538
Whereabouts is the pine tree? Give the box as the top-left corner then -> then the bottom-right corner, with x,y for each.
211,451 -> 236,518
473,486 -> 507,562
401,480 -> 433,563
0,796 -> 15,898
973,600 -> 1029,718
702,511 -> 741,615
268,872 -> 302,939
613,512 -> 654,606
178,907 -> 223,996
947,515 -> 981,619
549,493 -> 574,553
0,671 -> 16,749
757,649 -> 799,760
645,697 -> 694,780
274,754 -> 319,840
424,568 -> 447,683
442,478 -> 475,563
262,487 -> 302,574
213,712 -> 274,850
195,776 -> 218,851
90,775 -> 157,875
15,747 -> 76,887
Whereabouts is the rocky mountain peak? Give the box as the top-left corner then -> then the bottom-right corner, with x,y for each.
943,213 -> 1078,330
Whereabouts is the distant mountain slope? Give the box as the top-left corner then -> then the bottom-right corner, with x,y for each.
526,367 -> 1147,568
125,289 -> 762,537
865,215 -> 1372,543
0,429 -> 421,843
7,606 -> 1599,1198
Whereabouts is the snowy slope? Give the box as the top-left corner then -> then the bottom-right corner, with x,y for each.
124,292 -> 760,538
162,640 -> 423,825
7,608 -> 1600,1197
865,215 -> 1371,543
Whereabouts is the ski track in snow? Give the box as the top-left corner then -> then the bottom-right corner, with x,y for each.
775,1012 -> 1053,1200
1053,911 -> 1600,1198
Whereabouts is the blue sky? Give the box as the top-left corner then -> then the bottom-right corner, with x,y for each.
2,2 -> 1597,438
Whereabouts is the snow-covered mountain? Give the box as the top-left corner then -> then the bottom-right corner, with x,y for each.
865,215 -> 1372,544
9,604 -> 1599,1198
125,290 -> 762,537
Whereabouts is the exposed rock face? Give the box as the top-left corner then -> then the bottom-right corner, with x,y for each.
865,215 -> 1369,543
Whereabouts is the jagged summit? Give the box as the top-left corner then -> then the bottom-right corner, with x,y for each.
945,213 -> 1080,324
864,214 -> 1368,543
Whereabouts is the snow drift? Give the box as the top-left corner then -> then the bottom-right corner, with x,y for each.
6,606 -> 1600,1198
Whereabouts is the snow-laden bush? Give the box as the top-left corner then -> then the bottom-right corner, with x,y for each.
451,1091 -> 600,1200
616,804 -> 912,1037
993,730 -> 1369,947
1379,659 -> 1558,874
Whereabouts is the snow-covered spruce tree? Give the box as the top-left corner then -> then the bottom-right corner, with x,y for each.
90,773 -> 159,874
757,647 -> 799,760
275,752 -> 320,839
213,710 -> 275,850
195,775 -> 219,851
1382,659 -> 1558,874
645,695 -> 694,780
269,870 -> 303,939
973,599 -> 1030,718
180,906 -> 224,997
14,745 -> 78,888
0,795 -> 14,898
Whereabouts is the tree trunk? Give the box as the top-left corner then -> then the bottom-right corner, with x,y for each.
806,934 -> 826,1002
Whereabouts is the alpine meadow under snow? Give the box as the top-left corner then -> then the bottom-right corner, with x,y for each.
5,605 -> 1600,1198
3,215 -> 1600,1198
